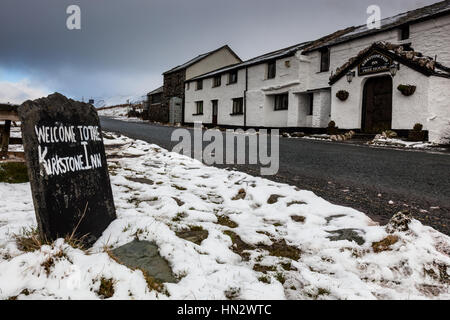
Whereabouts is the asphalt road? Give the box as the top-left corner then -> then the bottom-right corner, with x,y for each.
100,117 -> 450,235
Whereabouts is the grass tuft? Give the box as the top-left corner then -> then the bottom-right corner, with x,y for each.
0,162 -> 29,183
216,215 -> 238,228
96,277 -> 115,299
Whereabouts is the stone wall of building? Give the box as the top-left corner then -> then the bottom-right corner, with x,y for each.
159,69 -> 186,123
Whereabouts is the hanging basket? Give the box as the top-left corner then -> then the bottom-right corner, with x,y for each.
336,90 -> 349,101
397,84 -> 416,96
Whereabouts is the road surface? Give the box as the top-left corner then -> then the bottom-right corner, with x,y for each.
100,117 -> 450,235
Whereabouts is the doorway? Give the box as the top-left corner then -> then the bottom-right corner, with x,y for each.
212,100 -> 218,126
362,76 -> 393,133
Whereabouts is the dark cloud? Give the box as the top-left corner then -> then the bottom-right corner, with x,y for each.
0,0 -> 439,103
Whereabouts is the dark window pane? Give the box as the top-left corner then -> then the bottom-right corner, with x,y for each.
196,101 -> 203,114
229,71 -> 238,84
268,61 -> 276,79
308,93 -> 314,115
400,25 -> 410,40
213,76 -> 221,87
232,98 -> 243,114
196,80 -> 203,90
320,48 -> 330,72
274,93 -> 289,110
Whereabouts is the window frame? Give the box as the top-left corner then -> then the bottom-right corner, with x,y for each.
211,99 -> 218,115
231,98 -> 244,115
195,101 -> 204,115
273,93 -> 289,111
267,61 -> 276,79
320,47 -> 330,73
228,70 -> 238,84
213,75 -> 222,88
400,24 -> 410,40
308,93 -> 314,116
196,80 -> 203,91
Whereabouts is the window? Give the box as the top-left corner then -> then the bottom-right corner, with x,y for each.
320,47 -> 330,72
308,93 -> 314,116
228,70 -> 238,84
186,82 -> 190,90
232,98 -> 244,115
196,80 -> 203,90
274,93 -> 289,111
195,101 -> 203,115
400,25 -> 410,40
212,100 -> 218,115
267,61 -> 276,79
213,75 -> 221,87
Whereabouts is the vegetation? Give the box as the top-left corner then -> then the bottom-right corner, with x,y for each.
96,277 -> 115,299
0,162 -> 29,183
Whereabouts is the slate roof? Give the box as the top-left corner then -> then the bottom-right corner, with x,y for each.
304,0 -> 450,53
163,45 -> 242,75
329,42 -> 450,85
147,86 -> 163,96
187,41 -> 311,82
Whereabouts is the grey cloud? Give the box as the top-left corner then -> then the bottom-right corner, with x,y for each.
0,0 -> 438,103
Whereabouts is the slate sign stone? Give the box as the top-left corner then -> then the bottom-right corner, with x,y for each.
18,93 -> 116,245
358,50 -> 393,76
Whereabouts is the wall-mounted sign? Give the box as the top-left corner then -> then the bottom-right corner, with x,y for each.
358,51 -> 393,76
18,93 -> 116,246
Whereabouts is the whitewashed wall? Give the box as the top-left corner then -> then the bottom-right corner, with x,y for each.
246,56 -> 302,127
185,69 -> 246,126
410,15 -> 450,66
428,76 -> 450,143
304,14 -> 450,92
331,64 -> 430,131
184,14 -> 450,132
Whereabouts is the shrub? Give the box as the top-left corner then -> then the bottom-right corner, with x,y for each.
0,162 -> 29,183
408,123 -> 425,142
327,121 -> 339,135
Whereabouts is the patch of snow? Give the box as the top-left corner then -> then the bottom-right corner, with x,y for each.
368,137 -> 438,150
97,106 -> 144,123
0,133 -> 449,300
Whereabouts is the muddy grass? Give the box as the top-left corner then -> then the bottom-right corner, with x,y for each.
253,264 -> 276,273
260,239 -> 301,261
291,215 -> 306,223
176,226 -> 209,245
216,215 -> 238,228
224,230 -> 301,261
0,162 -> 29,183
267,194 -> 284,204
287,200 -> 306,207
223,230 -> 254,261
372,235 -> 399,253
96,277 -> 115,299
172,197 -> 185,207
125,176 -> 154,185
232,188 -> 246,200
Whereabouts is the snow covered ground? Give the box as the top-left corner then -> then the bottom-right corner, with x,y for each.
97,106 -> 144,122
368,136 -> 438,150
0,132 -> 449,300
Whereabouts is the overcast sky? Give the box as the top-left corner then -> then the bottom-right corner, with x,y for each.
0,0 -> 440,105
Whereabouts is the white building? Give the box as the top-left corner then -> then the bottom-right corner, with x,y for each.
184,1 -> 450,143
